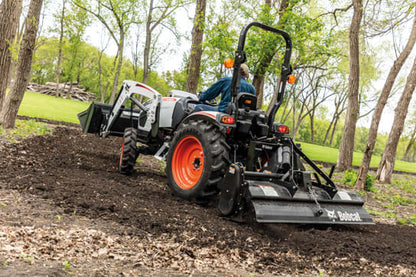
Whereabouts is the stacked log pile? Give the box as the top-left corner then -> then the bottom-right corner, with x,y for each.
27,82 -> 95,102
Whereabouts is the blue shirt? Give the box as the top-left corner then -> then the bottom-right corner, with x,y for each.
199,76 -> 256,112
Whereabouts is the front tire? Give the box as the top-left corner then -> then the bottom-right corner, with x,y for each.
166,120 -> 230,200
119,127 -> 139,175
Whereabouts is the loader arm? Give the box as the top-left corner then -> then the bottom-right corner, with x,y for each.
101,80 -> 162,137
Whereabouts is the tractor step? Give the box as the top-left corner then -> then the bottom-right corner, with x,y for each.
154,142 -> 169,161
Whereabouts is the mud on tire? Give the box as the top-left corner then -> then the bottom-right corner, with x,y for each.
166,120 -> 230,200
119,127 -> 139,175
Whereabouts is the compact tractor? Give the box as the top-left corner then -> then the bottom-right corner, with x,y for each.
79,22 -> 373,224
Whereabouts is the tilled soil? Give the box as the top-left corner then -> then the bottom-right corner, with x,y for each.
0,126 -> 415,276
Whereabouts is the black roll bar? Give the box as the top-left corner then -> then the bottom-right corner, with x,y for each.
230,22 -> 292,130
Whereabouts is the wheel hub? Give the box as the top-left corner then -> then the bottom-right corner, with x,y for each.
192,155 -> 202,170
172,136 -> 205,189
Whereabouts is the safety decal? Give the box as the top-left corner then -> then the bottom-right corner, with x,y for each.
258,185 -> 279,197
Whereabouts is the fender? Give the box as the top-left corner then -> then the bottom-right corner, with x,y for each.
182,111 -> 236,130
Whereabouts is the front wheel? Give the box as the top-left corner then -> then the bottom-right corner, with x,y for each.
119,127 -> 138,175
166,120 -> 230,200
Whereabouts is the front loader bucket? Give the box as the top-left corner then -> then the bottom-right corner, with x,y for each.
78,102 -> 140,136
219,164 -> 373,225
78,102 -> 112,134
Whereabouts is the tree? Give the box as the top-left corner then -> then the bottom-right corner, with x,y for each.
356,7 -> 416,189
130,24 -> 142,81
73,0 -> 138,104
402,123 -> 416,162
0,0 -> 23,111
287,66 -> 334,140
185,0 -> 206,94
323,87 -> 348,146
336,0 -> 363,171
55,0 -> 66,97
376,56 -> 416,183
62,3 -> 90,98
201,1 -> 239,83
251,0 -> 288,109
0,0 -> 44,128
142,0 -> 189,85
98,30 -> 111,102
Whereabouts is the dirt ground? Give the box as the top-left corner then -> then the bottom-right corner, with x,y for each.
0,124 -> 415,276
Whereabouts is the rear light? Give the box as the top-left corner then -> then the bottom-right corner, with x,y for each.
221,116 -> 235,124
278,125 -> 289,134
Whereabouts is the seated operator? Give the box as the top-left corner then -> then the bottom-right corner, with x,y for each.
195,64 -> 255,112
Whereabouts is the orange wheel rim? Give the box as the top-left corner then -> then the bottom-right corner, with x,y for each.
172,136 -> 204,190
119,137 -> 124,167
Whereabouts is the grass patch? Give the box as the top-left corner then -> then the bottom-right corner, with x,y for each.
299,142 -> 416,174
366,208 -> 397,219
0,119 -> 51,141
390,179 -> 416,194
18,91 -> 90,123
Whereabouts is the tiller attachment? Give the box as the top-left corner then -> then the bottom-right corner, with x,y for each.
218,141 -> 373,225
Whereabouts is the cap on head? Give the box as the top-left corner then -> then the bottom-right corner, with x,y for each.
240,63 -> 249,77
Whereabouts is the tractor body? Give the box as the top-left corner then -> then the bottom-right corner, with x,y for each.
78,22 -> 373,225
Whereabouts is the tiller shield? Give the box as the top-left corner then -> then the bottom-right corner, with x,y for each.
219,163 -> 373,225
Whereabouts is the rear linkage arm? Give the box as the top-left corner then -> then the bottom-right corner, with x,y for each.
290,138 -> 338,198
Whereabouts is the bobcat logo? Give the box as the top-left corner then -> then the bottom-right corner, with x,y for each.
325,209 -> 338,221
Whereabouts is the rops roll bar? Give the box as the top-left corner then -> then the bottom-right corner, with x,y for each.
230,22 -> 292,129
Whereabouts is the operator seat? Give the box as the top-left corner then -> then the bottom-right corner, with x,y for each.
234,93 -> 269,138
236,93 -> 257,111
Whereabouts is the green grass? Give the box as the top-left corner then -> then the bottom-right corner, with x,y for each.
295,142 -> 416,174
0,119 -> 51,141
18,91 -> 90,123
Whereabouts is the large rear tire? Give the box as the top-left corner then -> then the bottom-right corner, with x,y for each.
119,127 -> 139,175
166,120 -> 230,200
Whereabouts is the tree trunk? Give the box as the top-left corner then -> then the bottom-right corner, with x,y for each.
254,76 -> 265,109
0,0 -> 43,128
66,82 -> 72,99
329,115 -> 339,147
109,31 -> 124,104
142,0 -> 153,85
402,123 -> 416,161
310,110 -> 315,143
376,56 -> 416,183
402,137 -> 415,161
356,8 -> 416,189
292,103 -> 307,140
323,115 -> 335,145
322,101 -> 339,145
101,82 -> 110,103
185,0 -> 206,94
0,0 -> 23,111
98,49 -> 105,102
336,0 -> 363,171
55,0 -> 66,98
